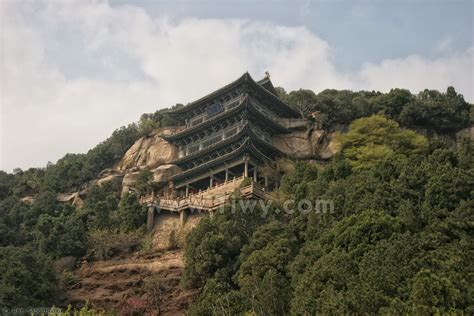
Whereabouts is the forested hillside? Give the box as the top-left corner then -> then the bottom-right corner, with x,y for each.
0,86 -> 472,314
183,115 -> 473,315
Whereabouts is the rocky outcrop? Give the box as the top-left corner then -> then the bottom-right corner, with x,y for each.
20,196 -> 35,204
57,192 -> 84,208
273,129 -> 314,158
152,164 -> 182,183
78,179 -> 98,199
273,127 -> 339,159
122,172 -> 140,195
313,131 -> 340,159
57,192 -> 77,203
117,128 -> 180,172
97,174 -> 123,187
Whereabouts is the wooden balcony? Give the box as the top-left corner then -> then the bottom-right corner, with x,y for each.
144,179 -> 270,213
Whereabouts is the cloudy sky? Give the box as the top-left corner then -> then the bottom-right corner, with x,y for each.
1,0 -> 473,172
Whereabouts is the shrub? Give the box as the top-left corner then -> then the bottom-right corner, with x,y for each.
61,271 -> 79,289
239,177 -> 253,188
143,274 -> 167,308
87,229 -> 145,260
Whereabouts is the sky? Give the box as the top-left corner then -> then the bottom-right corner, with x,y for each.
1,0 -> 473,172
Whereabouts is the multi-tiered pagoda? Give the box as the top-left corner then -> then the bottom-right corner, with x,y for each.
147,72 -> 303,228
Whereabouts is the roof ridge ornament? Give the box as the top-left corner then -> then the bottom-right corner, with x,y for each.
265,71 -> 270,79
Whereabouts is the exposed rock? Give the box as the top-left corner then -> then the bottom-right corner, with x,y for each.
273,127 -> 340,159
72,195 -> 84,208
117,128 -> 180,172
152,164 -> 182,183
314,131 -> 340,159
97,174 -> 123,187
122,172 -> 140,195
55,191 -> 84,208
277,117 -> 310,129
57,192 -> 78,203
98,168 -> 120,178
273,129 -> 313,158
151,212 -> 205,250
78,179 -> 98,199
21,196 -> 35,204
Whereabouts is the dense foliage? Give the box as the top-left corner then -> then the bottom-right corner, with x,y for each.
279,86 -> 472,133
183,116 -> 473,315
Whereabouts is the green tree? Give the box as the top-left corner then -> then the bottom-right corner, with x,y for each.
117,193 -> 146,231
339,115 -> 428,170
0,246 -> 58,307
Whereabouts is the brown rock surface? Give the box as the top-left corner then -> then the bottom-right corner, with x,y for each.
273,128 -> 339,159
97,174 -> 123,187
20,196 -> 35,204
121,172 -> 140,195
152,164 -> 182,183
117,128 -> 180,172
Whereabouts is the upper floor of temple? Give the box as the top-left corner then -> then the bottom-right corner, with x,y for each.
166,72 -> 300,130
161,73 -> 305,161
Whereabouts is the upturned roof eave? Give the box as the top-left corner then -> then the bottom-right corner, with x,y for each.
162,96 -> 290,142
167,72 -> 299,119
170,136 -> 279,183
170,124 -> 284,179
248,78 -> 300,118
168,72 -> 251,117
162,96 -> 248,142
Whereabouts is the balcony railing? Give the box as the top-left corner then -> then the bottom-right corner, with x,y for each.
144,179 -> 271,212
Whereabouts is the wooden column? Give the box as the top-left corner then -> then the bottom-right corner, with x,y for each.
225,169 -> 229,182
180,209 -> 187,227
147,206 -> 155,232
244,160 -> 248,178
185,184 -> 189,197
253,165 -> 257,181
210,175 -> 214,187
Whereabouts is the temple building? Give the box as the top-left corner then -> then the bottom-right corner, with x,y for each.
146,72 -> 308,228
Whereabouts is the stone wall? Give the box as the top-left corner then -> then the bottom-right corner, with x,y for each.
150,211 -> 206,250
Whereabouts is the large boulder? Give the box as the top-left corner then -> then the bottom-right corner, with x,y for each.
152,164 -> 182,183
117,128 -> 180,171
121,172 -> 140,195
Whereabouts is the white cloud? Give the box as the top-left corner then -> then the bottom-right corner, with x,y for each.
356,49 -> 474,98
1,0 -> 472,172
